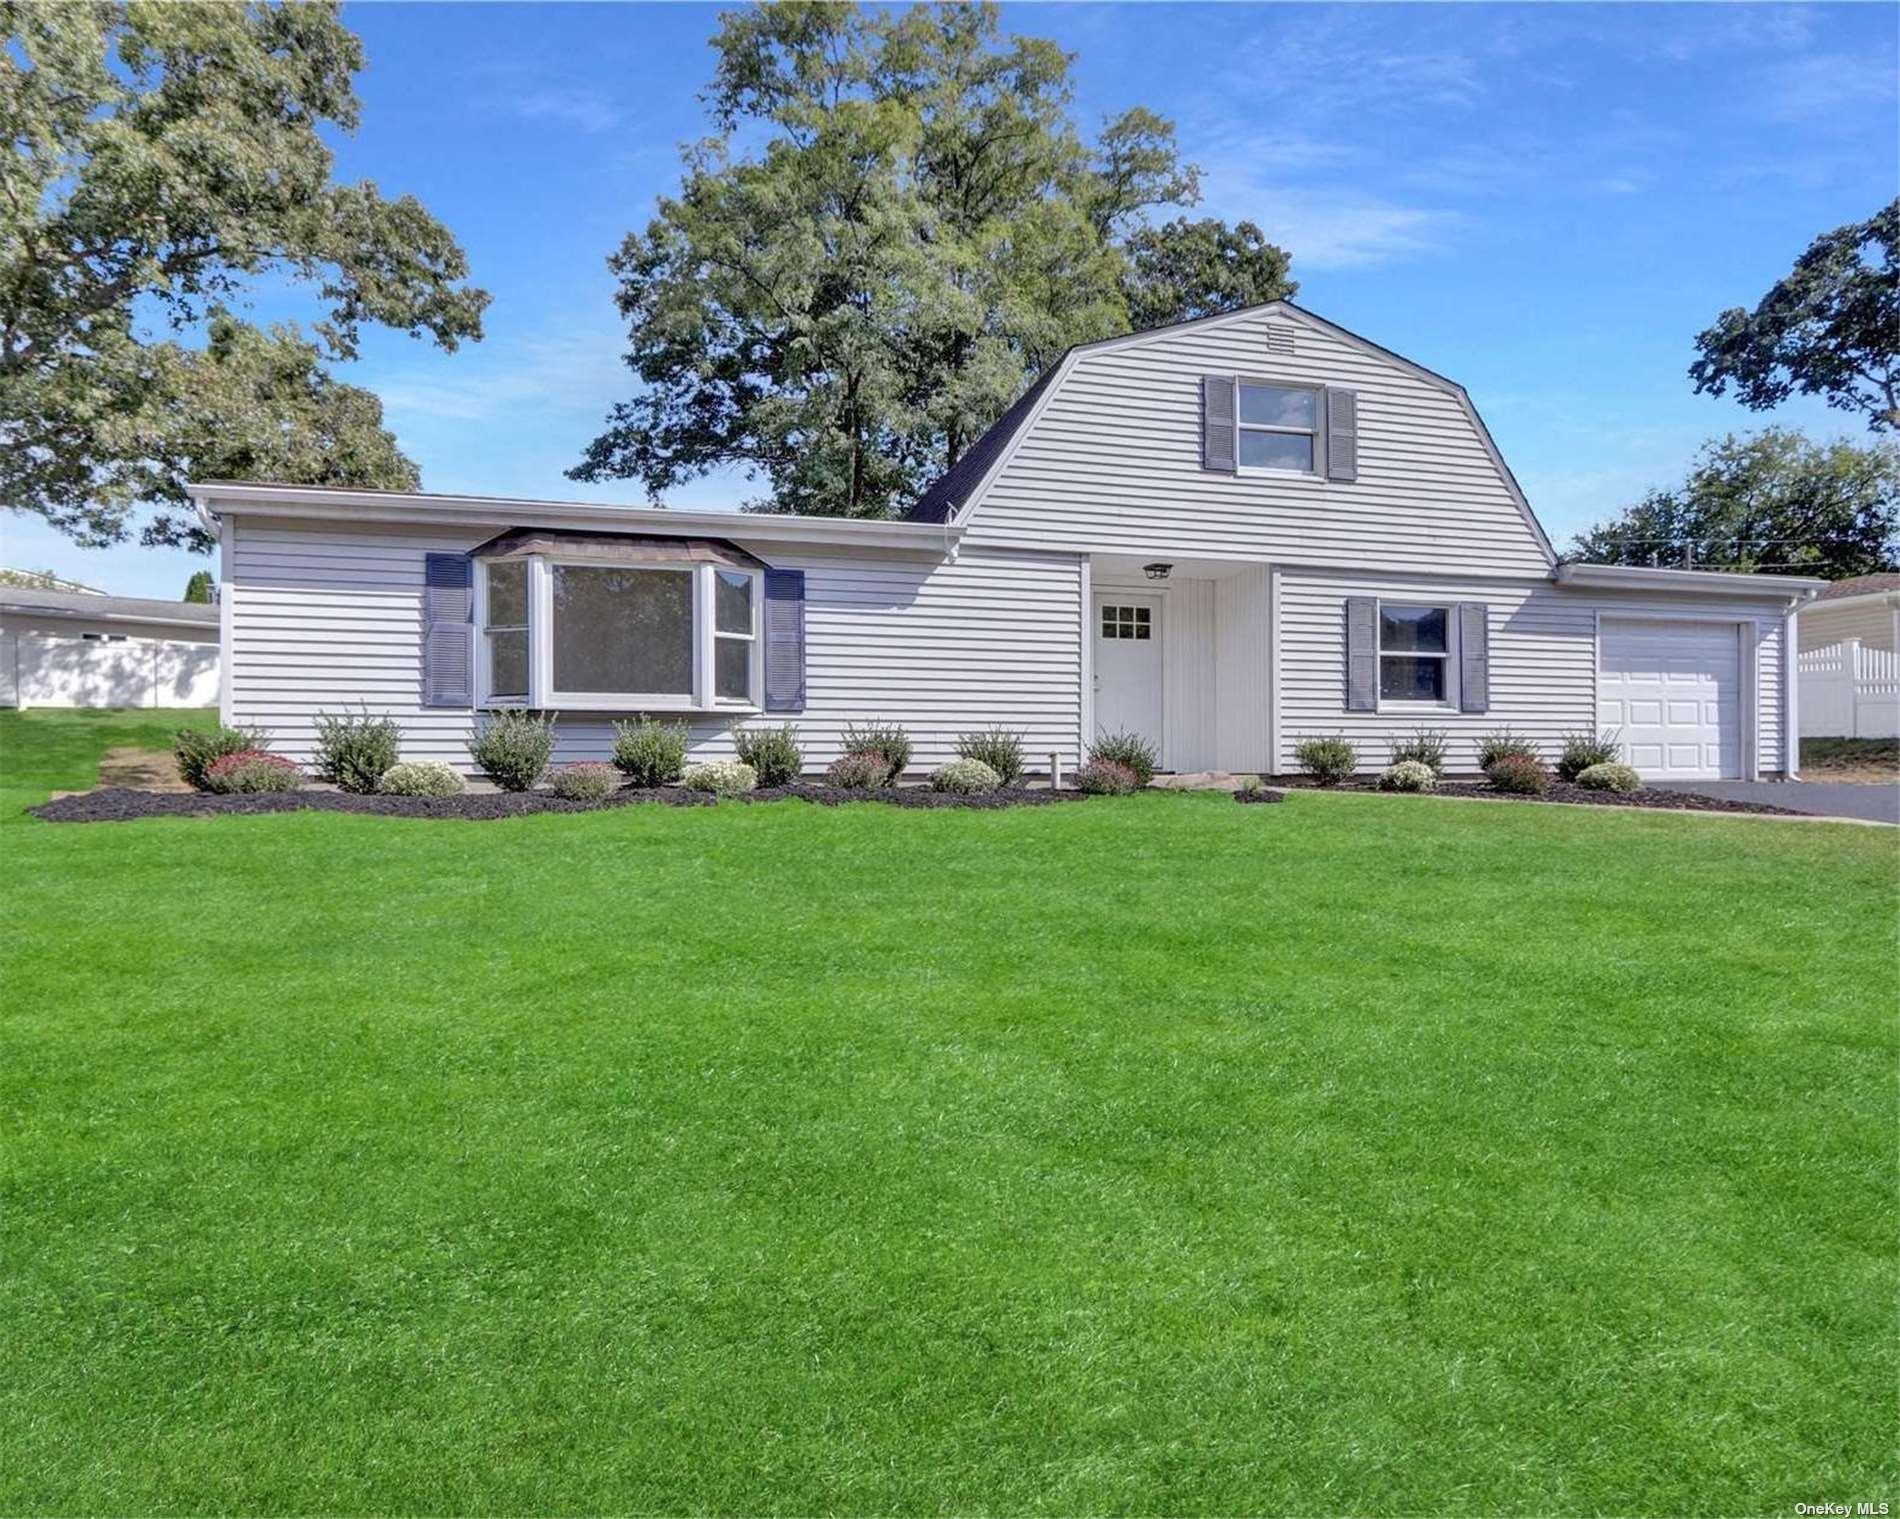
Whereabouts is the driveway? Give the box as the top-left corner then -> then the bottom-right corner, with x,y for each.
1652,780 -> 1898,824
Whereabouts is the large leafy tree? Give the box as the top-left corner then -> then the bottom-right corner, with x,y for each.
2,1 -> 488,553
1690,200 -> 1898,432
571,1 -> 1295,518
1569,429 -> 1899,579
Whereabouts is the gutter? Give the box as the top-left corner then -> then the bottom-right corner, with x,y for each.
1554,562 -> 1827,601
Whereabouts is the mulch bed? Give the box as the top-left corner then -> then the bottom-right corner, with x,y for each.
30,783 -> 1096,825
1259,775 -> 1805,816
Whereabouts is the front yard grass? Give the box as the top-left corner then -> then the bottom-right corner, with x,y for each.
1,710 -> 1894,1514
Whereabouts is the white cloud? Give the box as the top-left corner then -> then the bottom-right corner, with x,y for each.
1202,179 -> 1461,270
511,88 -> 622,134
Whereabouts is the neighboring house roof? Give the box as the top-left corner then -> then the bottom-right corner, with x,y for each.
0,585 -> 218,629
1816,573 -> 1900,602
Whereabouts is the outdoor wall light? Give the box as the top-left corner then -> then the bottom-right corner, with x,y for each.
1143,562 -> 1173,581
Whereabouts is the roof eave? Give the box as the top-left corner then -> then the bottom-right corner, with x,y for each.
1555,562 -> 1828,601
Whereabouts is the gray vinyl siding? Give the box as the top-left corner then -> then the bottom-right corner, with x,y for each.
225,516 -> 1084,775
962,307 -> 1550,575
1277,568 -> 1789,775
1799,599 -> 1898,652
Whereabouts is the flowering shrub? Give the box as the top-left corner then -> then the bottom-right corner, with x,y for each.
682,759 -> 757,796
1488,752 -> 1552,795
313,705 -> 400,792
551,761 -> 620,802
1379,759 -> 1439,793
469,710 -> 555,791
1294,735 -> 1356,785
1478,727 -> 1538,772
612,717 -> 688,786
1390,728 -> 1448,775
1088,730 -> 1158,786
929,758 -> 1001,794
1074,759 -> 1138,795
378,761 -> 465,797
175,724 -> 270,790
734,723 -> 803,787
825,751 -> 887,790
1575,761 -> 1642,794
1557,729 -> 1623,781
840,721 -> 912,782
204,750 -> 303,794
955,727 -> 1025,785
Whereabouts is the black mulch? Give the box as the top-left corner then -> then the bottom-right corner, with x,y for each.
1260,775 -> 1804,816
31,783 -> 1094,825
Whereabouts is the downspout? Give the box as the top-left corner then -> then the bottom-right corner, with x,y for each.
1784,588 -> 1819,779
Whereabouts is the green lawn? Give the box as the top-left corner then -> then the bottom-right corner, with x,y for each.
1,709 -> 1894,1515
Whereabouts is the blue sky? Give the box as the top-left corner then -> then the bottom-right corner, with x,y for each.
8,1 -> 1895,598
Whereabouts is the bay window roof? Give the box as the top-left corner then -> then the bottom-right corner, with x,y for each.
470,528 -> 769,572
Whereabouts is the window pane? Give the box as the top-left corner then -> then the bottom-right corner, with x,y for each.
715,638 -> 750,701
552,565 -> 692,694
1381,655 -> 1445,702
489,629 -> 528,698
1380,604 -> 1448,653
715,570 -> 753,635
1238,384 -> 1316,429
1238,430 -> 1315,471
486,560 -> 527,627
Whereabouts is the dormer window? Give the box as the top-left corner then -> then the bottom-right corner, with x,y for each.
1237,382 -> 1319,473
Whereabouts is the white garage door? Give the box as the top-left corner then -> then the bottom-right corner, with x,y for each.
1599,619 -> 1742,779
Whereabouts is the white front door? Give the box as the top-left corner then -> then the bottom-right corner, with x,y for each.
1093,593 -> 1164,758
1598,617 -> 1744,779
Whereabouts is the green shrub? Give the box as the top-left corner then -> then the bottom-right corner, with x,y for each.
841,721 -> 912,782
313,705 -> 401,793
929,758 -> 1001,794
1236,775 -> 1264,796
1556,728 -> 1623,782
1488,752 -> 1551,795
551,761 -> 620,802
1575,761 -> 1642,794
1379,759 -> 1439,793
1088,730 -> 1158,786
174,724 -> 269,790
1294,735 -> 1357,785
682,759 -> 756,796
954,726 -> 1025,786
468,710 -> 555,792
611,717 -> 688,786
1478,726 -> 1538,772
1390,728 -> 1448,774
1074,759 -> 1138,795
825,752 -> 886,790
378,761 -> 465,798
733,723 -> 803,787
203,750 -> 302,794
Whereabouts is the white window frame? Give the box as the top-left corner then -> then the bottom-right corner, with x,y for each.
477,556 -> 763,713
478,559 -> 530,704
1234,378 -> 1323,477
1378,599 -> 1458,710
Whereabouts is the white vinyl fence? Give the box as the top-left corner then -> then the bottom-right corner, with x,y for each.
0,632 -> 220,709
1799,640 -> 1900,739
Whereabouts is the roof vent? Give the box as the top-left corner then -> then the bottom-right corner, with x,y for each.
1265,322 -> 1296,356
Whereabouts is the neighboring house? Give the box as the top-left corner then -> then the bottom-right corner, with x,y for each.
1795,574 -> 1900,740
0,587 -> 220,710
190,300 -> 1826,782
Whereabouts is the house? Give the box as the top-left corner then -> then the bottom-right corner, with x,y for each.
190,300 -> 1827,782
1795,574 -> 1900,740
0,587 -> 220,710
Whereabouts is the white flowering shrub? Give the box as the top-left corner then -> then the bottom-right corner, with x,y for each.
929,758 -> 1001,794
550,762 -> 619,801
1575,762 -> 1642,794
682,759 -> 757,796
378,761 -> 465,797
1378,760 -> 1439,793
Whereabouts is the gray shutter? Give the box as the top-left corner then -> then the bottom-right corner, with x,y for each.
422,552 -> 474,708
1202,375 -> 1237,472
763,568 -> 806,712
1345,596 -> 1378,712
1458,602 -> 1490,713
1326,388 -> 1358,482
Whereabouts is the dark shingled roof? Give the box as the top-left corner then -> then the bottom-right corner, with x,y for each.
1818,573 -> 1900,601
904,360 -> 1067,524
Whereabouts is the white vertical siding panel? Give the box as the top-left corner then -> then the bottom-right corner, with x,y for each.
1214,567 -> 1272,771
1167,579 -> 1215,771
227,516 -> 1084,776
964,308 -> 1551,575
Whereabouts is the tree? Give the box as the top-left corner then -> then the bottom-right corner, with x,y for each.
571,1 -> 1294,518
2,2 -> 488,554
1569,429 -> 1899,579
1690,200 -> 1898,432
182,571 -> 214,605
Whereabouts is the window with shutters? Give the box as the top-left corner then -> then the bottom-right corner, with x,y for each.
1236,381 -> 1321,473
1379,602 -> 1457,705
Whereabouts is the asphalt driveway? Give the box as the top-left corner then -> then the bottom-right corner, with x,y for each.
1652,780 -> 1898,824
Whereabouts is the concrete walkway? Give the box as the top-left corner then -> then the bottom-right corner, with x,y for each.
1651,780 -> 1898,825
